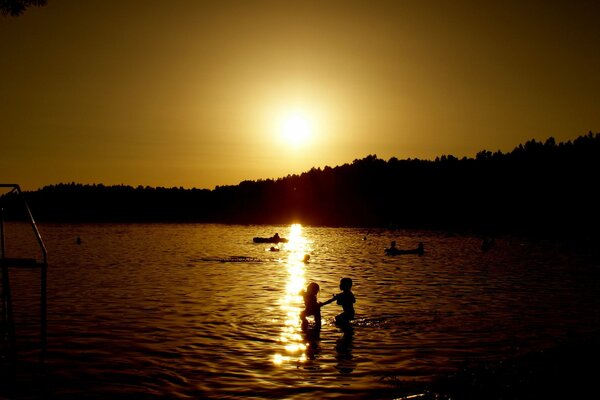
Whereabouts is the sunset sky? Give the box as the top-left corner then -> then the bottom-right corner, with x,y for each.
2,0 -> 599,191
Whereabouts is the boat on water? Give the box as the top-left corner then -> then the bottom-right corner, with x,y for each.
385,241 -> 424,256
253,233 -> 288,244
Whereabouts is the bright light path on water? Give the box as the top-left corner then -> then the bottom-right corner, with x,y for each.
273,224 -> 311,366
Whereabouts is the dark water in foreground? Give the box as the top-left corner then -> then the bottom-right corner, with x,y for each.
3,223 -> 600,399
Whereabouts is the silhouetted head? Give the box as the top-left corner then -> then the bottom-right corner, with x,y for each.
390,241 -> 396,247
306,282 -> 320,296
339,277 -> 353,291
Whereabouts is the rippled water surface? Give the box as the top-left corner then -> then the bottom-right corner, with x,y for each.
4,223 -> 600,399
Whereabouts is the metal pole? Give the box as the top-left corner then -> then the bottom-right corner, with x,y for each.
0,207 -> 16,356
1,207 -> 5,349
1,207 -> 4,257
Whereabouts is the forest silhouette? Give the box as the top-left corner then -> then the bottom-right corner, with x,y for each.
2,132 -> 599,236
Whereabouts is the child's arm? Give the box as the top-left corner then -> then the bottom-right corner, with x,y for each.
319,294 -> 337,307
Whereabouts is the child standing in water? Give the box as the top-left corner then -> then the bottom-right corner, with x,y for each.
322,277 -> 356,325
300,282 -> 323,331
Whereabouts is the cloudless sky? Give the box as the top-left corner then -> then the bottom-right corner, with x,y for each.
2,0 -> 599,190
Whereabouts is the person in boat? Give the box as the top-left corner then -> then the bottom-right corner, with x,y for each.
272,232 -> 280,241
481,237 -> 495,252
321,277 -> 356,326
385,241 -> 425,255
386,241 -> 398,253
300,282 -> 323,331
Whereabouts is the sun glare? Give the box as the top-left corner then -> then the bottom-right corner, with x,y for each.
279,111 -> 314,148
273,223 -> 312,367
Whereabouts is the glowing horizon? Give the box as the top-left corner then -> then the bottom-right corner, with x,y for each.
1,2 -> 599,191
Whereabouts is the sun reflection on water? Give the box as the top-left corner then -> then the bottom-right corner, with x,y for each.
273,223 -> 311,366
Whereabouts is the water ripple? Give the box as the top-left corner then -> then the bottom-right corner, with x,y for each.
4,223 -> 599,399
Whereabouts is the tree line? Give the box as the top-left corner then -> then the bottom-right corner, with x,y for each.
0,0 -> 46,17
2,132 -> 599,236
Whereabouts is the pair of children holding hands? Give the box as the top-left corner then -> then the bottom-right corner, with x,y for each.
300,277 -> 355,331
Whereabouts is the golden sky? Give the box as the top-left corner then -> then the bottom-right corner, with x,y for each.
2,0 -> 599,190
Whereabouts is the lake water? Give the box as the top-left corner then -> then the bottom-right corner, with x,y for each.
2,223 -> 600,399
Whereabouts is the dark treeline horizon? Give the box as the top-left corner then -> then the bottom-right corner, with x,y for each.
3,132 -> 599,237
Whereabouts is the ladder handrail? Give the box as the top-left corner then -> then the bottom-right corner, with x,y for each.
0,184 -> 47,264
0,183 -> 47,358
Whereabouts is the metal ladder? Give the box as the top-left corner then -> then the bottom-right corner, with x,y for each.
0,184 -> 47,359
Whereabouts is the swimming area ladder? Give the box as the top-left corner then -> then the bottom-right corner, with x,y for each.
0,184 -> 47,360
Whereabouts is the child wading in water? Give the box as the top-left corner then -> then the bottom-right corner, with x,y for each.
300,282 -> 323,331
321,277 -> 356,326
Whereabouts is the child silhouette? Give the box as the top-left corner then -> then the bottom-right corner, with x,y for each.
322,277 -> 356,326
300,282 -> 323,331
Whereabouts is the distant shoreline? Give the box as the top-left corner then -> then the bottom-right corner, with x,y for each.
2,133 -> 599,238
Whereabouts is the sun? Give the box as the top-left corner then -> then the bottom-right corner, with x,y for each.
279,110 -> 314,148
